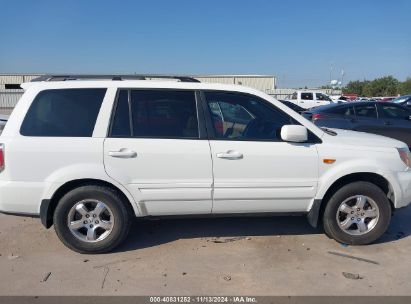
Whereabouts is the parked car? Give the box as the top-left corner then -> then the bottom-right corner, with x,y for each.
379,97 -> 395,102
391,95 -> 411,109
1,75 -> 410,253
279,100 -> 305,113
287,90 -> 334,109
303,101 -> 411,148
355,97 -> 369,102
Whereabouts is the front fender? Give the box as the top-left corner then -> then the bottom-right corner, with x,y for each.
314,159 -> 393,205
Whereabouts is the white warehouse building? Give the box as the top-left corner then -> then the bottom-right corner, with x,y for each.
0,74 -> 277,110
194,75 -> 276,93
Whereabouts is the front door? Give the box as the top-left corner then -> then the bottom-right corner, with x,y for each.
299,92 -> 316,108
203,91 -> 319,213
378,103 -> 411,148
104,89 -> 213,216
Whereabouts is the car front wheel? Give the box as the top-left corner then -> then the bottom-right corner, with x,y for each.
323,181 -> 391,245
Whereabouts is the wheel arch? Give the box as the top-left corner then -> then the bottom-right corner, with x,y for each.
40,178 -> 138,229
308,172 -> 394,227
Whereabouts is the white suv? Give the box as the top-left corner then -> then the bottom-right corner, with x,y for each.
1,75 -> 410,253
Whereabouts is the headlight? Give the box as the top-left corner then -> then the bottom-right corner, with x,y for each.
397,148 -> 411,167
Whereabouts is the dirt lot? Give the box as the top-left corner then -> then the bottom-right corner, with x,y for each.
0,207 -> 410,296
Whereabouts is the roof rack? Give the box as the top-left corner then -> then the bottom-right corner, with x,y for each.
30,74 -> 200,83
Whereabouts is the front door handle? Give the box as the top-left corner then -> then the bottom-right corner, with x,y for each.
216,150 -> 243,160
384,121 -> 392,125
108,149 -> 137,158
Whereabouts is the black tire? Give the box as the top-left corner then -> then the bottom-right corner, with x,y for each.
323,181 -> 391,245
53,185 -> 132,254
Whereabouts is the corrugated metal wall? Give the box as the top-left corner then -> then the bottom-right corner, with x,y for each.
0,74 -> 40,84
0,74 -> 277,108
194,75 -> 276,93
0,74 -> 41,108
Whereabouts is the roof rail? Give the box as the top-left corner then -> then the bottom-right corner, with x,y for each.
30,74 -> 200,83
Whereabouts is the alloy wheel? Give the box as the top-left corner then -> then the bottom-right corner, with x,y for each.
67,199 -> 114,242
336,195 -> 379,236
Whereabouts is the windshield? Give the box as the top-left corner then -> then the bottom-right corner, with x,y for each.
391,96 -> 409,103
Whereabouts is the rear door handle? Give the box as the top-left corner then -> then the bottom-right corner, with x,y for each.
216,150 -> 243,160
108,149 -> 137,158
384,121 -> 392,125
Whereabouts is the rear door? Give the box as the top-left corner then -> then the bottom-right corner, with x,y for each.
103,89 -> 213,216
377,103 -> 411,147
299,92 -> 316,108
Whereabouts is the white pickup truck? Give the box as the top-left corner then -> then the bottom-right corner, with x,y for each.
287,91 -> 334,109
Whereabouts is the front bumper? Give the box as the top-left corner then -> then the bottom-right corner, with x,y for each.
384,170 -> 411,209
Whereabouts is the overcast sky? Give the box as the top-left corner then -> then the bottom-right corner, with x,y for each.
0,0 -> 410,88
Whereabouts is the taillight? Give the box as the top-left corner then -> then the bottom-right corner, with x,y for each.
312,113 -> 327,120
0,144 -> 4,172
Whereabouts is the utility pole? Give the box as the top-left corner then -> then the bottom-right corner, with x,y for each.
329,64 -> 334,85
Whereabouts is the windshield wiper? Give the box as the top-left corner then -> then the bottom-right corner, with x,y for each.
320,127 -> 337,136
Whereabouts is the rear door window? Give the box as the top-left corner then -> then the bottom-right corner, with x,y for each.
354,104 -> 378,118
301,93 -> 313,100
111,90 -> 131,137
20,88 -> 106,137
110,89 -> 199,139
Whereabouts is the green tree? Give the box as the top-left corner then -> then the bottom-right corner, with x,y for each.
399,78 -> 411,95
363,76 -> 399,97
343,80 -> 369,96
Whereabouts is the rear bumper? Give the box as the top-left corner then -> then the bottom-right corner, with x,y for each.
0,180 -> 43,215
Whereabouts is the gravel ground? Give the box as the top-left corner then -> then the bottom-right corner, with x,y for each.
0,207 -> 410,296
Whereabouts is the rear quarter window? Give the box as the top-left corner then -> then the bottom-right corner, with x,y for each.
20,88 -> 106,137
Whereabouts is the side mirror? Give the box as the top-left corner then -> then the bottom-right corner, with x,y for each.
281,125 -> 308,143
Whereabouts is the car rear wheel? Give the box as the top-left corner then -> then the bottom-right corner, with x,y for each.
54,185 -> 132,253
323,181 -> 391,245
